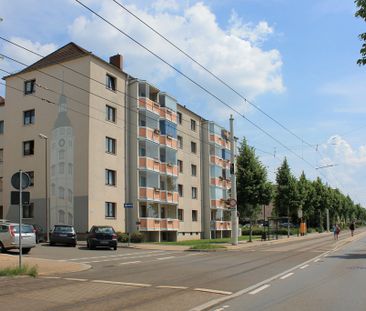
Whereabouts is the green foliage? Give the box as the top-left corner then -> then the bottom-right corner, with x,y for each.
355,0 -> 366,65
190,244 -> 226,250
0,265 -> 38,277
116,232 -> 129,243
236,138 -> 272,221
130,231 -> 144,243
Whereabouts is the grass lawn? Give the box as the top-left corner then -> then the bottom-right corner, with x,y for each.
156,235 -> 261,246
0,265 -> 38,278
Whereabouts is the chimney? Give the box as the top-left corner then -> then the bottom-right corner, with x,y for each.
109,54 -> 123,71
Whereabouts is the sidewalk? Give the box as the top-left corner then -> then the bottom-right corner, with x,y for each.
0,254 -> 91,276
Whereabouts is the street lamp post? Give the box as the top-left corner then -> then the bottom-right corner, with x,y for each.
39,134 -> 49,242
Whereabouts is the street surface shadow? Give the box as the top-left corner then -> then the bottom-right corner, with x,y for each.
329,253 -> 366,259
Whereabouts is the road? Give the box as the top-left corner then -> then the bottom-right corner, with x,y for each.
1,230 -> 364,311
207,232 -> 366,311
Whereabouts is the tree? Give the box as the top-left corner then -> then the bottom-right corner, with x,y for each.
355,0 -> 366,65
236,138 -> 272,222
274,158 -> 299,221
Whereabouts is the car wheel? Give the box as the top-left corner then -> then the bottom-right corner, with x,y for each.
50,241 -> 55,246
0,242 -> 6,253
22,248 -> 31,254
72,243 -> 77,247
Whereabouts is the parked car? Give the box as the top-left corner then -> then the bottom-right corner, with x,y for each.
0,222 -> 36,254
87,226 -> 117,250
50,225 -> 77,247
32,224 -> 46,244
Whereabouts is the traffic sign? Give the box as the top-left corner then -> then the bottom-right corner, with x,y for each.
124,203 -> 134,208
229,198 -> 237,207
11,172 -> 31,190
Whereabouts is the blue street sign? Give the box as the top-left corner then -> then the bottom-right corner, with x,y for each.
124,203 -> 134,208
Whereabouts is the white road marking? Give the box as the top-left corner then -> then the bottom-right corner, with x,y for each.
194,288 -> 233,295
63,278 -> 88,282
156,285 -> 189,290
81,252 -> 180,264
214,308 -> 224,311
91,280 -> 151,287
66,250 -> 168,261
248,284 -> 270,295
157,256 -> 175,260
119,261 -> 141,265
300,264 -> 309,269
280,273 -> 294,280
41,276 -> 61,279
314,258 -> 320,263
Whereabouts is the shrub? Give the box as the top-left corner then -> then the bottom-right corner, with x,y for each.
116,232 -> 129,243
130,231 -> 144,243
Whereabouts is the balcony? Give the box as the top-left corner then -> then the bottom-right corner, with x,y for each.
139,157 -> 160,172
211,199 -> 226,208
139,218 -> 179,231
138,98 -> 160,115
210,134 -> 223,146
160,218 -> 179,231
210,155 -> 224,167
160,135 -> 177,149
160,163 -> 178,176
160,191 -> 179,204
160,107 -> 177,124
139,187 -> 161,201
210,221 -> 231,231
139,127 -> 160,144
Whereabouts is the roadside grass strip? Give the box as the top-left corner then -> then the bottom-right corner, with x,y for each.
0,265 -> 38,278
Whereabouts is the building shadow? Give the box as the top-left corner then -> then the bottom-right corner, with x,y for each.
328,253 -> 366,259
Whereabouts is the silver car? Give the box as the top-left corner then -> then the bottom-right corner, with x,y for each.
0,222 -> 36,254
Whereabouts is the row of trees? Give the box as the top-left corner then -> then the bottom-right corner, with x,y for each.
236,139 -> 366,229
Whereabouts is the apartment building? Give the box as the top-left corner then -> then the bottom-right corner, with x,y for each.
0,42 -> 234,241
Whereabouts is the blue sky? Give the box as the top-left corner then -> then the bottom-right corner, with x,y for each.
1,0 -> 365,206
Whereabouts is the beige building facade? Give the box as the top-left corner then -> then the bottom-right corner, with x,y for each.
0,42 -> 234,241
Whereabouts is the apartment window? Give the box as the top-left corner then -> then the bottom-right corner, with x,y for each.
191,164 -> 197,176
191,119 -> 196,131
192,187 -> 198,199
178,209 -> 184,221
177,160 -> 183,173
23,109 -> 35,125
106,105 -> 116,122
106,74 -> 116,91
23,203 -> 34,219
23,140 -> 34,156
105,202 -> 116,218
25,171 -> 34,187
177,135 -> 183,149
178,184 -> 183,197
24,79 -> 35,95
59,162 -> 65,174
191,141 -> 197,154
177,112 -> 182,125
105,169 -> 116,186
0,148 -> 3,163
106,137 -> 116,154
192,210 -> 198,221
59,187 -> 65,199
0,121 -> 3,134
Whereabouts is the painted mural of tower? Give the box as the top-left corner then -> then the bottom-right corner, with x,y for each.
50,76 -> 74,227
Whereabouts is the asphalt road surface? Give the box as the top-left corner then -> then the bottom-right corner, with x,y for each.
1,230 -> 364,311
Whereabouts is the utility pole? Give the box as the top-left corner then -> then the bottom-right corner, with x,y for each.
230,115 -> 238,245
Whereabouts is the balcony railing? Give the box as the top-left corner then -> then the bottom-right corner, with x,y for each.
139,127 -> 160,144
160,191 -> 179,204
139,187 -> 161,201
160,135 -> 177,149
160,163 -> 178,176
139,97 -> 160,115
139,217 -> 179,231
160,107 -> 177,124
139,157 -> 160,172
210,220 -> 231,231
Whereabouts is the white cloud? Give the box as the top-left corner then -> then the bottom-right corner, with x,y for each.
68,0 -> 284,118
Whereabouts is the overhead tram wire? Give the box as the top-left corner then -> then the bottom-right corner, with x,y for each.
74,0 -> 320,173
110,0 -> 315,150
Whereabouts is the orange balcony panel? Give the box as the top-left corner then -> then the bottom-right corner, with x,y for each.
160,108 -> 177,124
139,218 -> 161,231
160,191 -> 167,201
160,136 -> 178,149
160,163 -> 178,176
160,219 -> 179,231
212,221 -> 231,230
210,155 -> 223,167
139,187 -> 161,201
139,157 -> 160,172
223,179 -> 232,188
211,178 -> 224,187
139,98 -> 160,115
211,199 -> 225,208
139,127 -> 160,143
161,191 -> 179,203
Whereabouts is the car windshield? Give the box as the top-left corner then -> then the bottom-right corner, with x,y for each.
13,225 -> 34,233
94,227 -> 114,234
53,226 -> 73,233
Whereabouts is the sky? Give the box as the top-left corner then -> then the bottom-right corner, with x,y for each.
1,0 -> 365,206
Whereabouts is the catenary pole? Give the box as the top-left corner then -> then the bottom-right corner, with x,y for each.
230,115 -> 238,245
